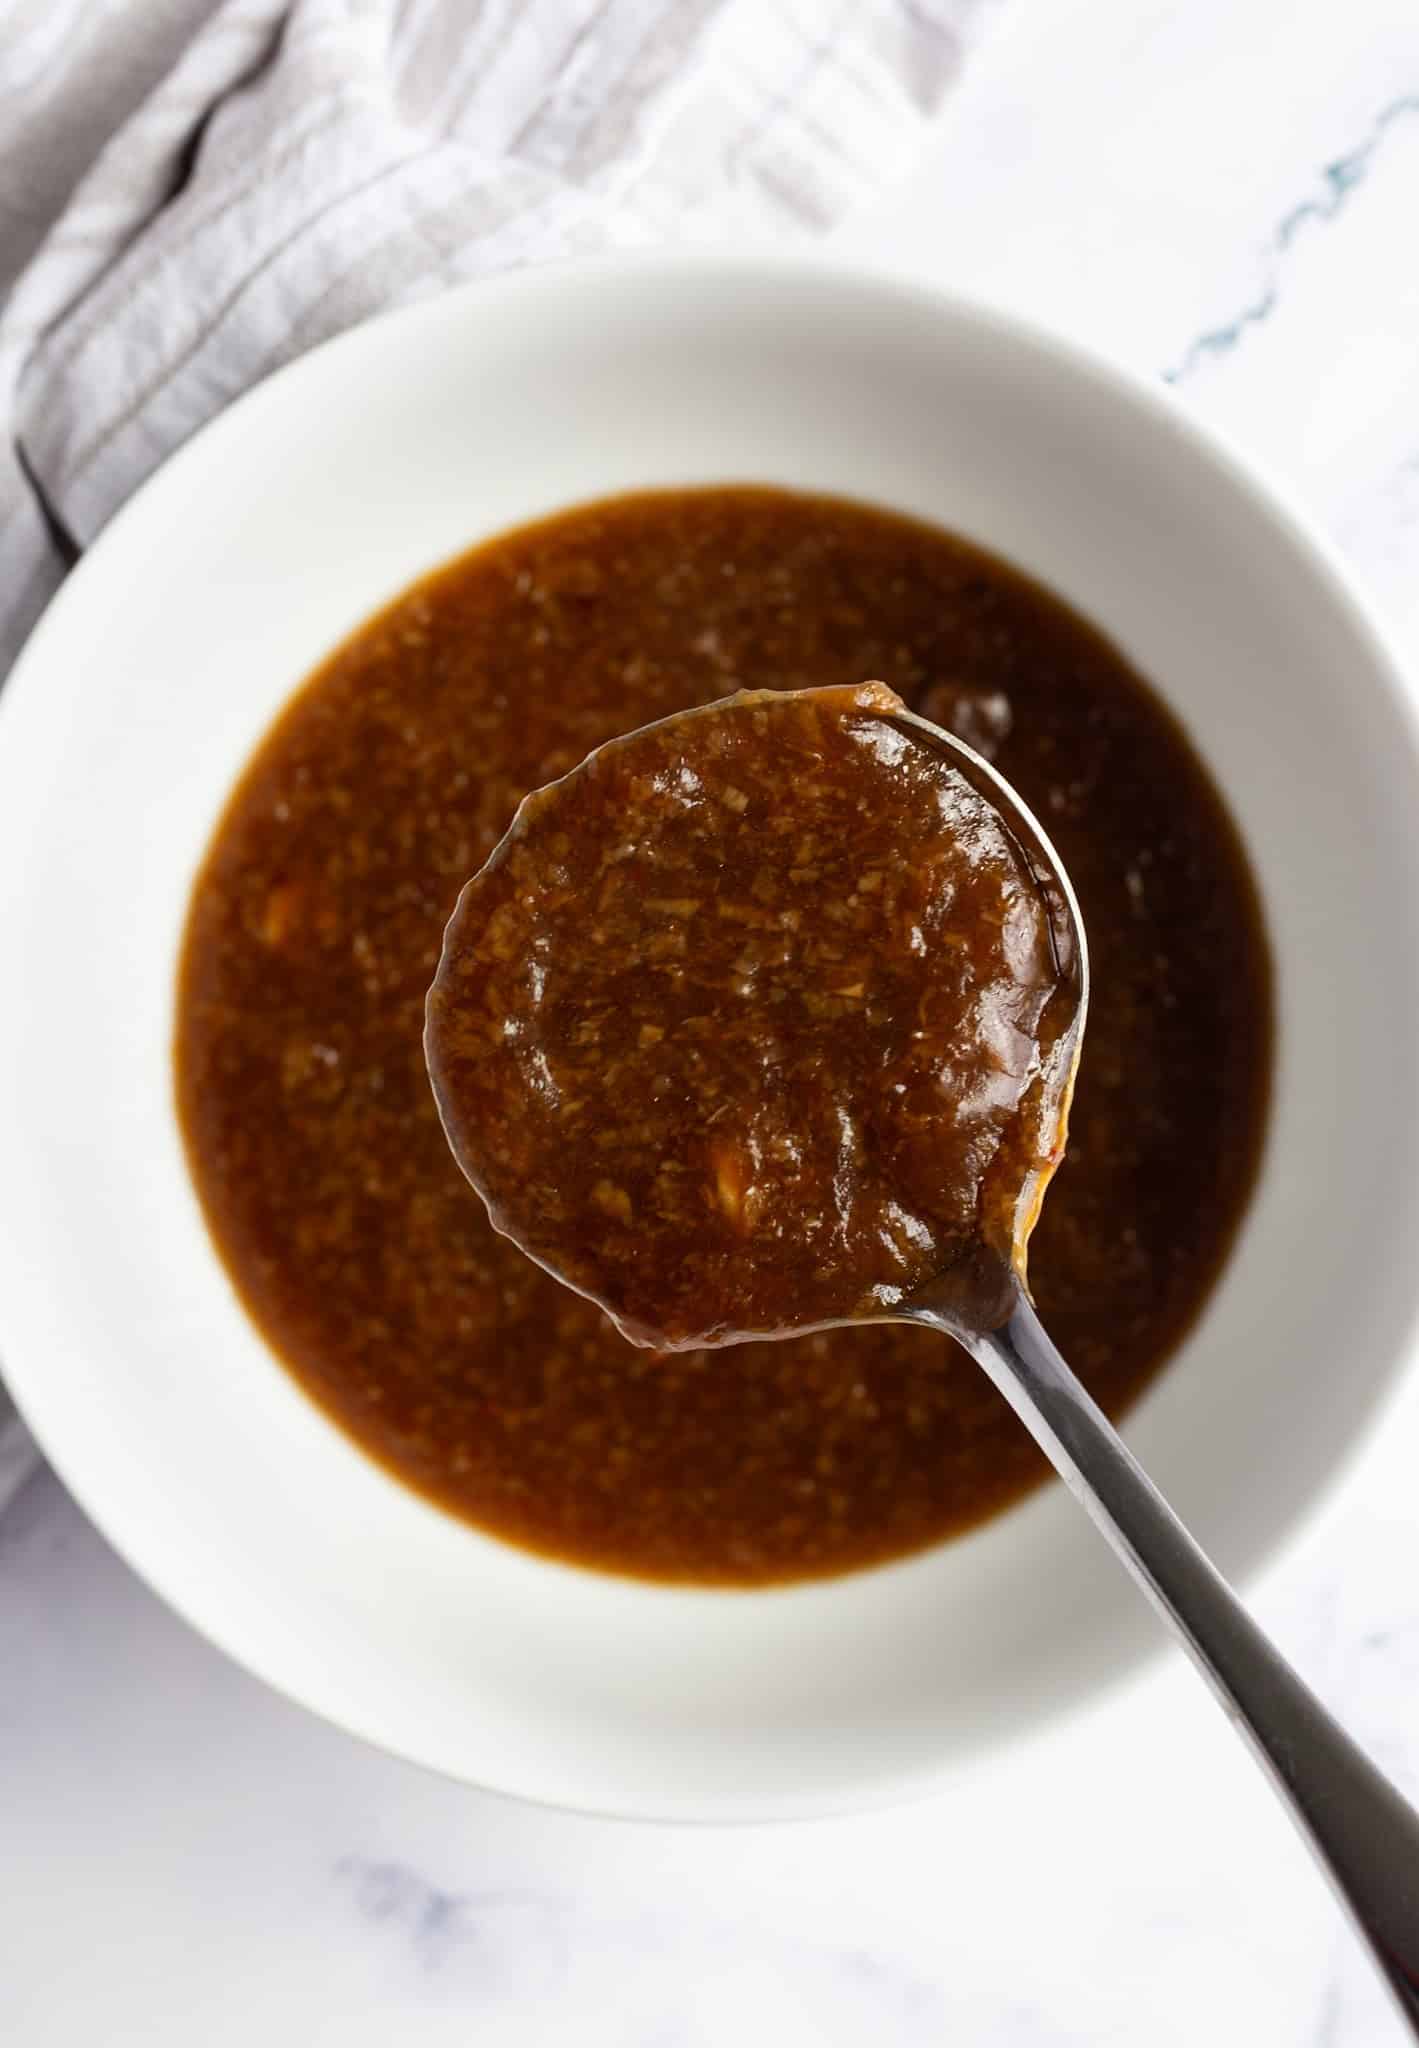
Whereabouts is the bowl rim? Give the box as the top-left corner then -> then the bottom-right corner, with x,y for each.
3,245 -> 1419,1821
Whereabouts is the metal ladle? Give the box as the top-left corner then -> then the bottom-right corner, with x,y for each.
889,706 -> 1419,2032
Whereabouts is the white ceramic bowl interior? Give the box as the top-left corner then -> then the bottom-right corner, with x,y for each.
2,256 -> 1418,1820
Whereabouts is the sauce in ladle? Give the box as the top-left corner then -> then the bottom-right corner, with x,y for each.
426,683 -> 1083,1350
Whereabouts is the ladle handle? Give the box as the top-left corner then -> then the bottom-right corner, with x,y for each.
944,1288 -> 1419,2032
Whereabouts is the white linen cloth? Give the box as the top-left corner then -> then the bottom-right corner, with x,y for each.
0,0 -> 989,1512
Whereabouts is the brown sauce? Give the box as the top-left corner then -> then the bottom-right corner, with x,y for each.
426,681 -> 1080,1349
176,487 -> 1272,1583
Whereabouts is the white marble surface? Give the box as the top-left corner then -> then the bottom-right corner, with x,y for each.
6,2 -> 1419,2040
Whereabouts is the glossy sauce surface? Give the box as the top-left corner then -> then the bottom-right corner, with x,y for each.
427,682 -> 1079,1349
176,488 -> 1271,1583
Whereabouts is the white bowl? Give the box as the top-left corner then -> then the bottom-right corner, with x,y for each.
2,255 -> 1418,1821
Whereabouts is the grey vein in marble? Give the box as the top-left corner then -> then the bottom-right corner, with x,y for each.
1165,92 -> 1419,384
335,1857 -> 949,2040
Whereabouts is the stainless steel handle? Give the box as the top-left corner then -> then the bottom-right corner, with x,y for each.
930,1288 -> 1419,2031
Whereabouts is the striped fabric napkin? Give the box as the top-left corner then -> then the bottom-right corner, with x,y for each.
0,0 -> 990,1514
